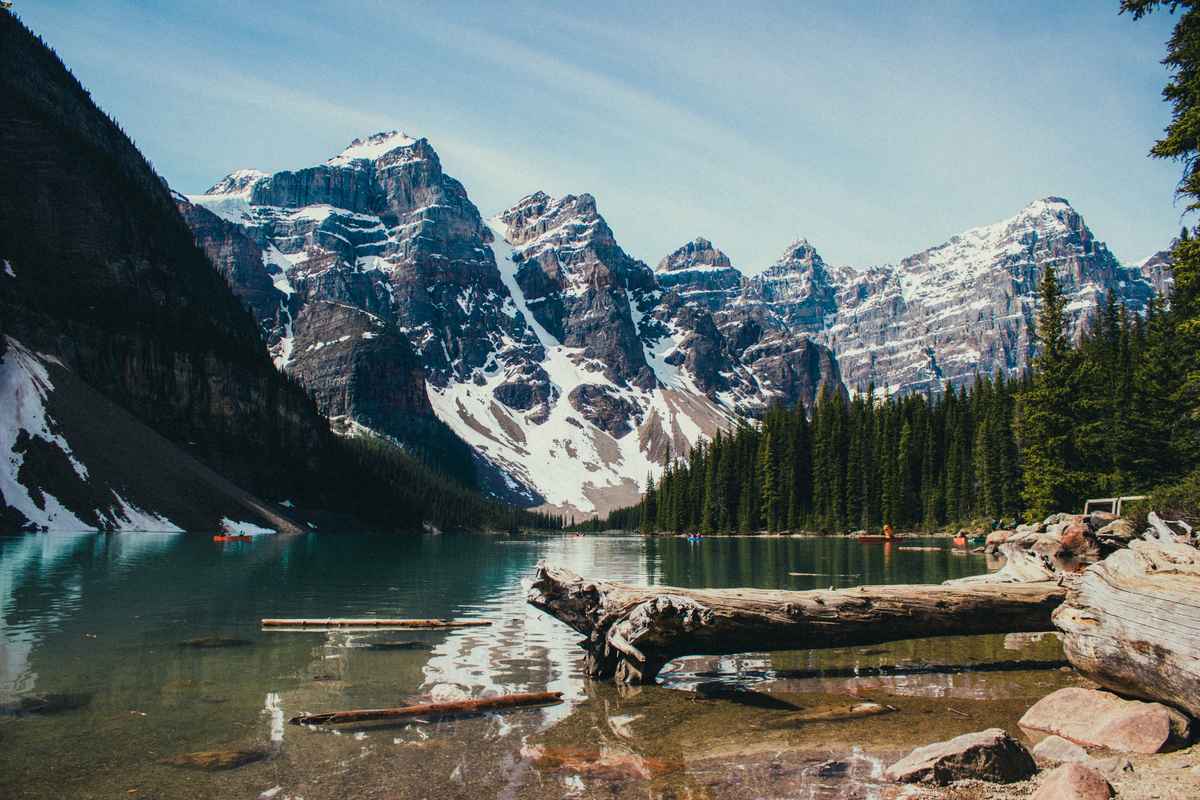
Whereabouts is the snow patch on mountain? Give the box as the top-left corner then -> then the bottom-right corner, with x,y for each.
426,217 -> 734,515
0,338 -> 95,530
326,130 -> 418,167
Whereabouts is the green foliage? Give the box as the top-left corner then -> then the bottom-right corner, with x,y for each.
1016,266 -> 1080,519
1145,467 -> 1200,528
595,370 -> 1028,534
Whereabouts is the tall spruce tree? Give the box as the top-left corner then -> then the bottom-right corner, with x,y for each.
1017,266 -> 1079,519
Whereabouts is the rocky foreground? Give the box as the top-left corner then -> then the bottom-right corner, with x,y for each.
527,507 -> 1199,798
884,508 -> 1198,799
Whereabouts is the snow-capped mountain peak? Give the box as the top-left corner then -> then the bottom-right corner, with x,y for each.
656,237 -> 736,273
326,130 -> 420,167
203,169 -> 268,196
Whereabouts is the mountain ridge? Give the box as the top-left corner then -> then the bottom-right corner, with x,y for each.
187,130 -> 1166,517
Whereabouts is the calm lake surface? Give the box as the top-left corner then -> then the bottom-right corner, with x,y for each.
0,532 -> 1076,799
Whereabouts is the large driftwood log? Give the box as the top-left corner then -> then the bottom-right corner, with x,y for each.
1053,537 -> 1200,719
527,563 -> 1066,684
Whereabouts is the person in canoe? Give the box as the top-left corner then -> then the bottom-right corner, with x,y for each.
882,523 -> 895,540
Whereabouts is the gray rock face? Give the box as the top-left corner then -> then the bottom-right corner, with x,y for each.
501,191 -> 656,390
739,239 -> 839,332
1139,246 -> 1175,297
1032,734 -> 1090,764
186,132 -> 536,479
884,728 -> 1037,785
816,197 -> 1157,393
655,237 -> 742,310
174,194 -> 289,346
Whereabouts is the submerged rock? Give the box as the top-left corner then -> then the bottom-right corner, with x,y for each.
430,683 -> 471,703
769,701 -> 894,726
884,728 -> 1036,785
1030,762 -> 1113,800
363,640 -> 434,651
161,748 -> 268,771
521,744 -> 680,780
179,637 -> 253,649
1019,687 -> 1192,754
694,683 -> 800,710
0,692 -> 92,717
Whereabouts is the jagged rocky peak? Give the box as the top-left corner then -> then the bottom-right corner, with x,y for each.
185,129 -> 525,466
325,130 -> 420,167
656,237 -> 744,312
497,191 -> 656,389
657,237 -> 733,272
1139,245 -> 1175,297
742,237 -> 838,331
821,196 -> 1157,395
500,191 -> 610,253
204,169 -> 268,196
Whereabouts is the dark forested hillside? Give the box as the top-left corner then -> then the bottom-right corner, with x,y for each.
0,10 -> 547,532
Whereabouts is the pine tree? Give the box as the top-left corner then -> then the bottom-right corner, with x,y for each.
1017,266 -> 1079,519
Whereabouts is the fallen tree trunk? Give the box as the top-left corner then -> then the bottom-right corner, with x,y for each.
527,564 -> 1066,684
1053,537 -> 1200,719
261,618 -> 490,628
289,690 -> 563,725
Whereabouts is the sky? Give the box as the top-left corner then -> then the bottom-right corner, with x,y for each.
14,1 -> 1186,271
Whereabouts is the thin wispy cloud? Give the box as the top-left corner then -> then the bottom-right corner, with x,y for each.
17,0 -> 1183,270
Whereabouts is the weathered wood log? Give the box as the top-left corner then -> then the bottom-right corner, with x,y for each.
1053,536 -> 1200,719
527,563 -> 1066,684
944,542 -> 1056,585
261,618 -> 490,628
1147,511 -> 1194,544
288,690 -> 563,725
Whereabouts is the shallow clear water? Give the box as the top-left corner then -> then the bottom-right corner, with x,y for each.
0,532 -> 1075,799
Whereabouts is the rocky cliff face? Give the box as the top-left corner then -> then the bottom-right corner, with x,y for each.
656,237 -> 743,310
814,197 -> 1157,393
1139,246 -> 1175,298
189,142 -> 843,515
186,125 -> 1165,518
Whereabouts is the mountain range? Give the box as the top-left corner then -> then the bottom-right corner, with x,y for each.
184,132 -> 1167,517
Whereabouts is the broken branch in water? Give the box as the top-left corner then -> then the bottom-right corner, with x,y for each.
261,618 -> 490,629
288,691 -> 564,726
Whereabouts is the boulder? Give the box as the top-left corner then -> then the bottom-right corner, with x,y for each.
1031,734 -> 1088,764
1019,687 -> 1191,754
883,728 -> 1036,785
1030,763 -> 1113,800
1087,510 -> 1119,530
985,530 -> 1012,552
1094,518 -> 1137,550
1016,522 -> 1045,535
1055,523 -> 1101,571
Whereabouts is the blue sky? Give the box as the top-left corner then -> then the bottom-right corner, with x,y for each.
16,1 -> 1184,271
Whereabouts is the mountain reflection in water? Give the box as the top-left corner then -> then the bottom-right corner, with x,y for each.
0,532 -> 1076,799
